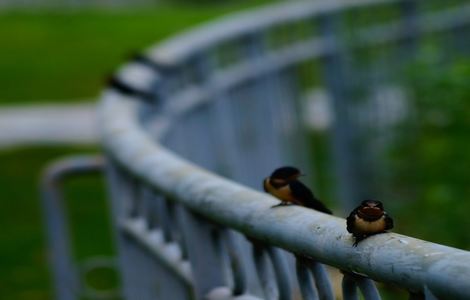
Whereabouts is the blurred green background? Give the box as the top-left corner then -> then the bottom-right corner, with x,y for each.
0,1 -> 469,299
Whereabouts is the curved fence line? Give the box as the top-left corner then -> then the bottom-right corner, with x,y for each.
147,0 -> 397,65
100,91 -> 470,299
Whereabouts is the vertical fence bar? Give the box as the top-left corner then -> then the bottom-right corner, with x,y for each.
212,228 -> 237,295
105,162 -> 146,299
242,33 -> 286,180
189,44 -> 246,180
209,92 -> 247,181
342,272 -> 381,300
305,258 -> 334,300
276,68 -> 314,175
223,231 -> 248,295
266,247 -> 292,300
210,91 -> 243,182
181,105 -> 219,171
228,81 -> 264,188
41,156 -> 107,300
191,52 -> 238,174
399,0 -> 419,59
342,274 -> 359,300
296,258 -> 319,300
318,12 -> 363,211
41,169 -> 80,300
194,50 -> 265,297
106,161 -> 192,300
177,208 -> 227,299
253,244 -> 279,299
356,276 -> 381,300
156,196 -> 175,242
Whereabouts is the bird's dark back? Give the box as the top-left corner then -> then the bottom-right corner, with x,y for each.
289,180 -> 332,214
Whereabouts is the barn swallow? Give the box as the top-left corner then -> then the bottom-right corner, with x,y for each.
346,200 -> 393,246
263,166 -> 332,214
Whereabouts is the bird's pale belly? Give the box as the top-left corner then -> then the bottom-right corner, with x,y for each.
354,215 -> 386,233
264,180 -> 296,203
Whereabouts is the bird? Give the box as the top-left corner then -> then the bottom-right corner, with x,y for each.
263,166 -> 332,214
346,199 -> 394,246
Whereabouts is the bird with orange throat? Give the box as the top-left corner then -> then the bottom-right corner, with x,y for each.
263,166 -> 332,214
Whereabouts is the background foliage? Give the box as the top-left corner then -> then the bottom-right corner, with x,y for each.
388,56 -> 470,249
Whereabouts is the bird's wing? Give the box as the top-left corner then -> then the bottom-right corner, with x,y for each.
346,210 -> 357,233
289,180 -> 332,214
384,213 -> 394,230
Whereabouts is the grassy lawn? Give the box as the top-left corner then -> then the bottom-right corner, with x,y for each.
0,1 -> 273,103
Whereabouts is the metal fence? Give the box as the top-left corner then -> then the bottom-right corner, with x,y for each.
42,0 -> 470,299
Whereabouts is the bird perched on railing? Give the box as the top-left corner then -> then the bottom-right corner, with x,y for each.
263,166 -> 332,214
346,199 -> 394,246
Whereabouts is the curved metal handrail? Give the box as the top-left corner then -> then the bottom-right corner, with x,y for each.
146,0 -> 398,66
99,91 -> 470,299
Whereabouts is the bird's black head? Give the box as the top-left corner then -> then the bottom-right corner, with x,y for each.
360,199 -> 384,209
267,166 -> 302,188
358,199 -> 384,219
270,166 -> 302,181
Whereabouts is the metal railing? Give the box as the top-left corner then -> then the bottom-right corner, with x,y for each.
43,0 -> 470,299
41,156 -> 120,300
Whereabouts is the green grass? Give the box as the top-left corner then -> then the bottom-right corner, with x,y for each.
0,1 -> 274,103
0,146 -> 105,300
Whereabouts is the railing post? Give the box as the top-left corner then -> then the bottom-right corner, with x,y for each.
105,161 -> 192,300
296,258 -> 320,300
238,32 -> 277,187
318,13 -> 364,211
41,169 -> 80,300
399,0 -> 419,57
188,52 -> 264,298
244,31 -> 313,178
399,0 -> 419,59
41,155 -> 107,300
177,208 -> 227,299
